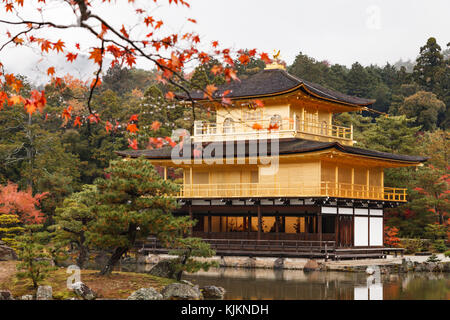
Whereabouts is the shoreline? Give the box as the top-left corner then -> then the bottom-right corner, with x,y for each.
136,253 -> 450,273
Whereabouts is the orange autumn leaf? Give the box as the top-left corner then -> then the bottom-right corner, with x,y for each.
73,116 -> 82,128
165,91 -> 175,100
128,138 -> 138,150
151,121 -> 161,131
47,67 -> 55,76
89,48 -> 103,65
126,123 -> 139,133
252,123 -> 263,130
253,99 -> 264,108
105,121 -> 113,133
129,114 -> 139,122
204,84 -> 218,100
53,39 -> 65,53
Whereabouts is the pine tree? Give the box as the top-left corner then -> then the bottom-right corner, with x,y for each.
52,185 -> 98,268
87,157 -> 194,275
16,225 -> 54,289
413,37 -> 444,92
0,214 -> 23,249
168,237 -> 217,281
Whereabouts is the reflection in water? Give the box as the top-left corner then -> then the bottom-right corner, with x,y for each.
91,262 -> 450,300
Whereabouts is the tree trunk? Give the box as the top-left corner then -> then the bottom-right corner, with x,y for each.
100,246 -> 129,275
99,224 -> 137,275
77,244 -> 88,269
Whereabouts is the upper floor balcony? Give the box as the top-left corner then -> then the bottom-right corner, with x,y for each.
192,118 -> 354,145
178,182 -> 407,202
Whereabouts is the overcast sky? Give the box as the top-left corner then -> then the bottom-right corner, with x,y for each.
1,0 -> 449,84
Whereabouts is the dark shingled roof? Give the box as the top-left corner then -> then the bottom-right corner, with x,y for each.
179,68 -> 375,107
116,138 -> 427,163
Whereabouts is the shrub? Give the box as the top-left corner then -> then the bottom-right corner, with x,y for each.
432,239 -> 447,253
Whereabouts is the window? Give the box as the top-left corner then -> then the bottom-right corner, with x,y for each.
243,109 -> 262,121
270,114 -> 282,129
223,117 -> 234,134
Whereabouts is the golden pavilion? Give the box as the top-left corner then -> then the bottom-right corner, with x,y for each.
118,60 -> 427,259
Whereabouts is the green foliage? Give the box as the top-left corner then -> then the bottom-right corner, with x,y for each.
399,238 -> 430,254
424,224 -> 448,241
16,225 -> 55,289
444,250 -> 450,258
426,254 -> 441,263
168,237 -> 217,281
413,37 -> 444,92
0,214 -> 23,249
399,91 -> 445,131
86,157 -> 193,275
432,240 -> 447,253
52,185 -> 98,268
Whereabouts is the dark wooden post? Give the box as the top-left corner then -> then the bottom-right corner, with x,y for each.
208,214 -> 212,234
189,205 -> 193,235
318,211 -> 323,247
248,213 -> 252,236
257,204 -> 262,240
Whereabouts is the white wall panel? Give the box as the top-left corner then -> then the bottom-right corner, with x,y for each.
370,209 -> 383,216
321,207 -> 337,214
354,217 -> 368,246
369,217 -> 383,246
338,207 -> 353,215
355,208 -> 368,215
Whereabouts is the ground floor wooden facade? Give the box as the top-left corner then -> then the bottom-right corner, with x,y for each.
175,197 -> 391,250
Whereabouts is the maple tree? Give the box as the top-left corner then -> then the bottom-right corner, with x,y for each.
0,0 -> 272,151
384,226 -> 400,247
0,181 -> 47,248
0,181 -> 47,224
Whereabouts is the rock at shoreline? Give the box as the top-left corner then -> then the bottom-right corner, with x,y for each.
20,295 -> 33,300
162,283 -> 203,300
303,259 -> 320,272
0,290 -> 14,300
127,287 -> 163,300
0,245 -> 17,261
274,258 -> 284,269
200,286 -> 225,300
148,259 -> 177,279
72,282 -> 96,300
36,285 -> 53,300
242,257 -> 256,268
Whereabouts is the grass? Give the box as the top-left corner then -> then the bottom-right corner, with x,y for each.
0,261 -> 175,300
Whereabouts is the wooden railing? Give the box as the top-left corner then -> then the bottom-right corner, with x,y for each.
178,181 -> 407,202
193,119 -> 353,142
136,237 -> 336,259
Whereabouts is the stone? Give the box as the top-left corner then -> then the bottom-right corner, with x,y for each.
274,257 -> 284,269
180,280 -> 195,287
0,245 -> 18,261
72,282 -> 96,300
242,257 -> 256,268
200,286 -> 225,300
148,259 -> 177,279
36,285 -> 53,300
20,295 -> 33,300
303,259 -> 320,272
0,290 -> 14,300
127,287 -> 163,300
161,283 -> 203,300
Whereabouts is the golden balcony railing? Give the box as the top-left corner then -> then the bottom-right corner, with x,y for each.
193,119 -> 353,143
178,181 -> 407,202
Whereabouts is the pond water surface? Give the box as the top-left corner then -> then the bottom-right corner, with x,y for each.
115,263 -> 450,300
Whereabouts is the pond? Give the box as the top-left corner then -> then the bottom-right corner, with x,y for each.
115,263 -> 450,300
